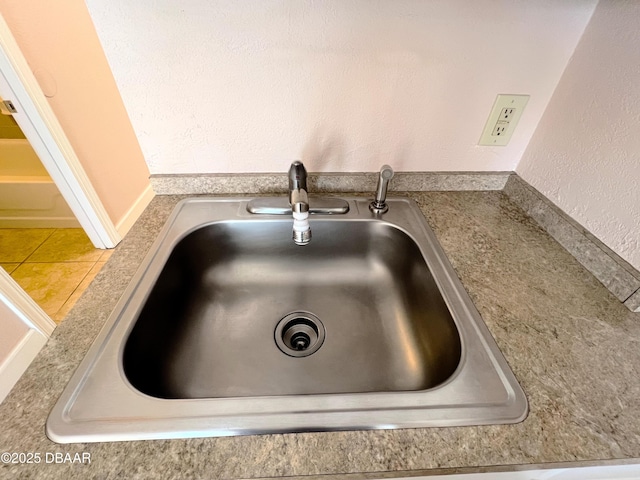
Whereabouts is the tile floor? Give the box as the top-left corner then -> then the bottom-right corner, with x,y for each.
0,228 -> 112,324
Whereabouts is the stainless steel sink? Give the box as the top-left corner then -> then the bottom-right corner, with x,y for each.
124,219 -> 461,398
47,197 -> 527,443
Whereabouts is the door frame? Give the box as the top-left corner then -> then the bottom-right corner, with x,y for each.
0,11 -> 120,396
0,267 -> 53,402
0,12 -> 121,249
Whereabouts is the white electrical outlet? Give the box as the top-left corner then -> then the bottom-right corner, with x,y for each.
479,94 -> 529,146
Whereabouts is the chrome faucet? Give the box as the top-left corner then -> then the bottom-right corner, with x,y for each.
288,161 -> 311,245
369,165 -> 395,213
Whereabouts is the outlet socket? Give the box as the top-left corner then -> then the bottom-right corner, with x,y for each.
499,108 -> 515,121
479,95 -> 529,146
492,122 -> 508,136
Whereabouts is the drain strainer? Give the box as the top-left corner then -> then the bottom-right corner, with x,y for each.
275,312 -> 325,357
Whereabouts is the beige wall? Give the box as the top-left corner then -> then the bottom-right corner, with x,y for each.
517,1 -> 640,271
0,0 -> 150,227
85,0 -> 596,174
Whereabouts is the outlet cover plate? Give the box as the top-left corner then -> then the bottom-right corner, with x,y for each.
479,94 -> 529,146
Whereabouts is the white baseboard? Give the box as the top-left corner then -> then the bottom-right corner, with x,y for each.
115,183 -> 155,238
0,329 -> 47,404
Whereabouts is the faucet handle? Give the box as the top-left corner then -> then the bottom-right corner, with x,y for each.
369,165 -> 394,214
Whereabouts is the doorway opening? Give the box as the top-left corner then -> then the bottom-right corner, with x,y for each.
0,98 -> 110,325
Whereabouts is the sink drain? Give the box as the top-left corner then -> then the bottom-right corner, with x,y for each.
275,312 -> 325,357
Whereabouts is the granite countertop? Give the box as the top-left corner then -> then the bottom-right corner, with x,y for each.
1,191 -> 639,479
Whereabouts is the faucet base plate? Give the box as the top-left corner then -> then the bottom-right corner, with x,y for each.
247,196 -> 349,215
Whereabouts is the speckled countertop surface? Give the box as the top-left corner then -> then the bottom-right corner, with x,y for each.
1,191 -> 639,480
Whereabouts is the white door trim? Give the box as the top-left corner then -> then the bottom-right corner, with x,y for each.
0,268 -> 56,336
0,268 -> 53,403
0,329 -> 47,404
0,12 -> 121,249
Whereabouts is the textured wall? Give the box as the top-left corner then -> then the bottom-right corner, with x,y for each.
518,1 -> 640,271
85,1 -> 596,174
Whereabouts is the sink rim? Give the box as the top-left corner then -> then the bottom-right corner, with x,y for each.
47,197 -> 528,443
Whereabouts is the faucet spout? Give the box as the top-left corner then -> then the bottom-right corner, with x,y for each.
288,161 -> 311,245
288,161 -> 308,205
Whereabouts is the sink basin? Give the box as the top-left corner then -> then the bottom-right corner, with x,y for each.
124,220 -> 461,398
47,197 -> 527,443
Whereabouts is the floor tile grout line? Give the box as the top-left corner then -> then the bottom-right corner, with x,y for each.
2,227 -> 106,324
0,228 -> 55,264
51,259 -> 101,323
20,227 -> 58,265
22,228 -> 102,264
24,259 -> 104,264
